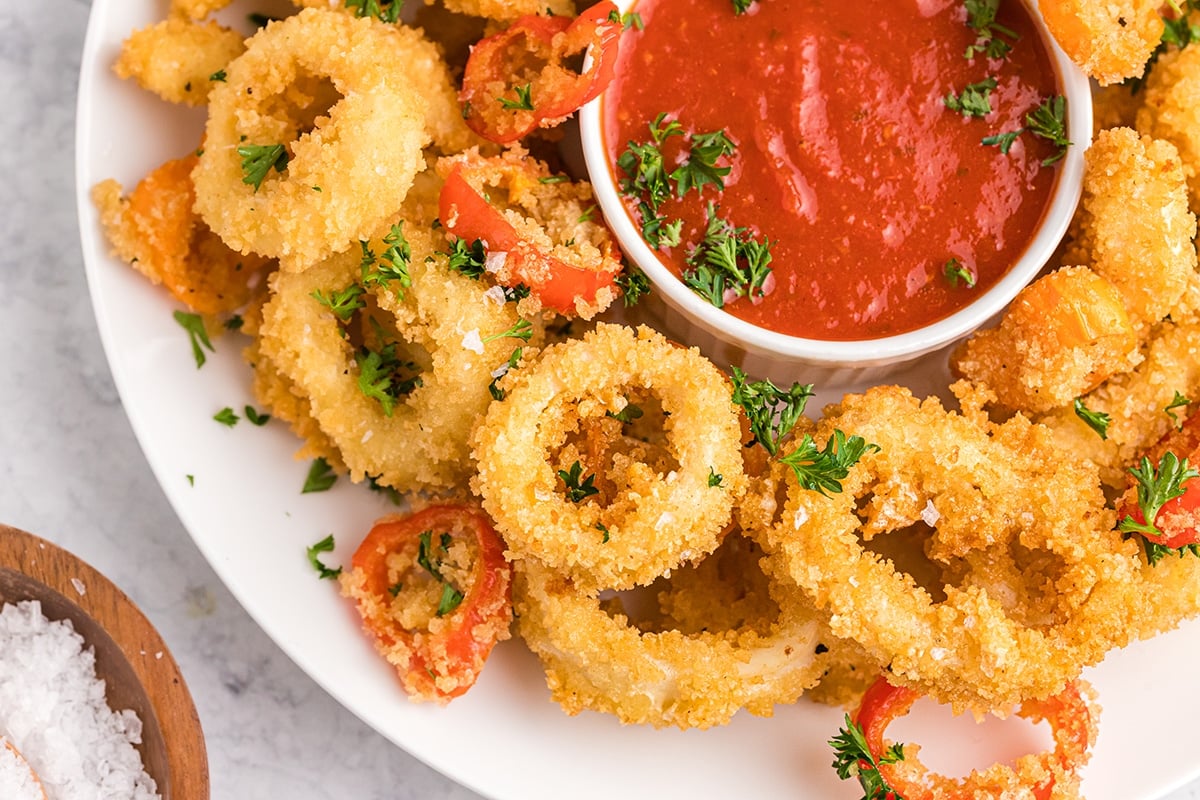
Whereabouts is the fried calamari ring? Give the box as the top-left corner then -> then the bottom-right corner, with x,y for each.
92,152 -> 273,316
850,676 -> 1098,800
1137,46 -> 1200,215
193,9 -> 429,272
1062,127 -> 1197,333
472,323 -> 744,590
755,386 -> 1142,712
438,147 -> 623,318
114,18 -> 246,106
1038,0 -> 1162,85
950,266 -> 1139,413
258,218 -> 534,492
513,525 -> 831,729
442,0 -> 574,23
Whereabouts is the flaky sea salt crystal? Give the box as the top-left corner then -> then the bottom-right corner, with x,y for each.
70,578 -> 86,596
920,499 -> 940,527
0,601 -> 161,800
462,329 -> 485,354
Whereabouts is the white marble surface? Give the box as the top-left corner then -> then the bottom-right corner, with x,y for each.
2,2 -> 1199,799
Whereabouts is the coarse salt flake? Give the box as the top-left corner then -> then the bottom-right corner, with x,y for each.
920,499 -> 940,527
462,329 -> 485,354
485,251 -> 508,274
361,430 -> 374,444
70,578 -> 86,597
483,285 -> 507,306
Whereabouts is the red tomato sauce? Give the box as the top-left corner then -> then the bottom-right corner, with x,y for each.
603,0 -> 1063,340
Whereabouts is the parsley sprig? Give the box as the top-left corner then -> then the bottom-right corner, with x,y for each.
356,341 -> 423,417
1165,391 -> 1192,429
345,0 -> 402,22
488,347 -> 523,401
446,238 -> 488,279
302,458 -> 338,493
983,95 -> 1071,166
238,144 -> 288,191
311,284 -> 366,321
1119,452 -> 1200,564
730,368 -> 814,456
963,0 -> 1019,60
616,268 -> 652,306
173,310 -> 214,368
682,204 -> 774,307
944,78 -> 997,118
499,83 -> 535,111
943,257 -> 976,288
306,534 -> 342,580
830,715 -> 907,800
558,461 -> 600,503
360,223 -> 412,295
780,430 -> 880,496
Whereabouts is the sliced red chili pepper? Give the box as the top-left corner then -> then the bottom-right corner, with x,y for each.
439,162 -> 621,314
344,504 -> 512,703
460,1 -> 622,144
851,676 -> 1094,800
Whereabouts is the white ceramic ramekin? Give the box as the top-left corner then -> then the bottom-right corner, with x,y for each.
581,0 -> 1092,387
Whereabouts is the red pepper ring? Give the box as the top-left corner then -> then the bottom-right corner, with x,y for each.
439,163 -> 622,314
854,676 -> 1097,800
341,505 -> 513,704
460,1 -> 622,144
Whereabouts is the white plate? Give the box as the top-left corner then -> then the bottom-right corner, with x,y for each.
76,2 -> 1200,798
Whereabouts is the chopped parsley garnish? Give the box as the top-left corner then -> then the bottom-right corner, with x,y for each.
224,314 -> 244,331
539,175 -> 571,184
367,474 -> 404,506
615,114 -> 692,249
209,69 -> 227,82
944,77 -> 997,118
311,284 -> 366,321
708,468 -> 724,488
186,474 -> 195,487
488,347 -> 523,401
607,9 -> 645,29
963,0 -> 1019,60
173,310 -> 214,368
731,0 -> 754,13
237,144 -> 288,191
558,461 -> 600,503
388,581 -> 404,597
596,523 -> 610,543
356,342 -> 423,416
503,283 -> 532,303
1073,398 -> 1110,439
984,96 -> 1071,166
361,223 -> 413,295
577,205 -> 598,224
213,407 -> 239,427
1118,452 -> 1200,562
345,0 -> 402,22
830,715 -> 907,800
780,429 -> 880,496
943,257 -> 976,288
683,205 -> 775,308
306,534 -> 342,580
1166,391 -> 1192,428
417,531 -> 464,616
245,405 -> 271,426
447,238 -> 488,279
671,129 -> 736,198
499,83 -> 535,111
302,457 -> 338,494
607,403 -> 644,424
730,367 -> 814,456
616,267 -> 652,306
483,319 -> 534,344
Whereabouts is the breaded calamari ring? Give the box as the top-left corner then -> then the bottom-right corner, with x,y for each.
113,18 -> 246,106
168,0 -> 233,20
1062,127 -> 1198,332
513,526 -> 831,729
440,0 -> 574,23
472,323 -> 745,590
755,386 -> 1142,712
1137,46 -> 1200,215
1038,0 -> 1163,85
193,9 -> 429,272
258,220 -> 533,492
950,266 -> 1139,413
1040,320 -> 1200,488
92,152 -> 274,315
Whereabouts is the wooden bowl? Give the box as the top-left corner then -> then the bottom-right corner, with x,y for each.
0,524 -> 208,799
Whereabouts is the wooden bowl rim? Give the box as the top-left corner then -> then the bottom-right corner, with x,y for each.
0,524 -> 209,799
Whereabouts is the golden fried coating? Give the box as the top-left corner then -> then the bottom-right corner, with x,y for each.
193,9 -> 430,272
1062,127 -> 1198,332
473,324 -> 746,591
752,386 -> 1143,713
1137,46 -> 1200,215
92,152 -> 274,315
1041,320 -> 1200,488
950,266 -> 1140,413
1038,0 -> 1163,85
439,0 -> 574,23
168,0 -> 234,20
114,18 -> 246,106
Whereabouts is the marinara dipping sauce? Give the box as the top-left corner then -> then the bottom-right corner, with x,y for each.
603,0 -> 1065,340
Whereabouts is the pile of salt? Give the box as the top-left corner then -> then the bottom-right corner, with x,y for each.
0,600 -> 161,800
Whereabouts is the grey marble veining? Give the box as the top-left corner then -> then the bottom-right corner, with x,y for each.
1,2 -> 1197,799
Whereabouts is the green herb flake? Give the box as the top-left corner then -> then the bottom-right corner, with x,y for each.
943,257 -> 976,288
944,77 -> 998,118
1073,398 -> 1111,440
829,714 -> 907,800
730,367 -> 814,456
237,144 -> 288,191
1165,390 -> 1192,428
306,534 -> 342,580
302,457 -> 338,494
213,407 -> 239,427
173,310 -> 214,368
708,468 -> 724,488
780,430 -> 880,496
244,405 -> 271,426
498,83 -> 535,111
558,461 -> 600,503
